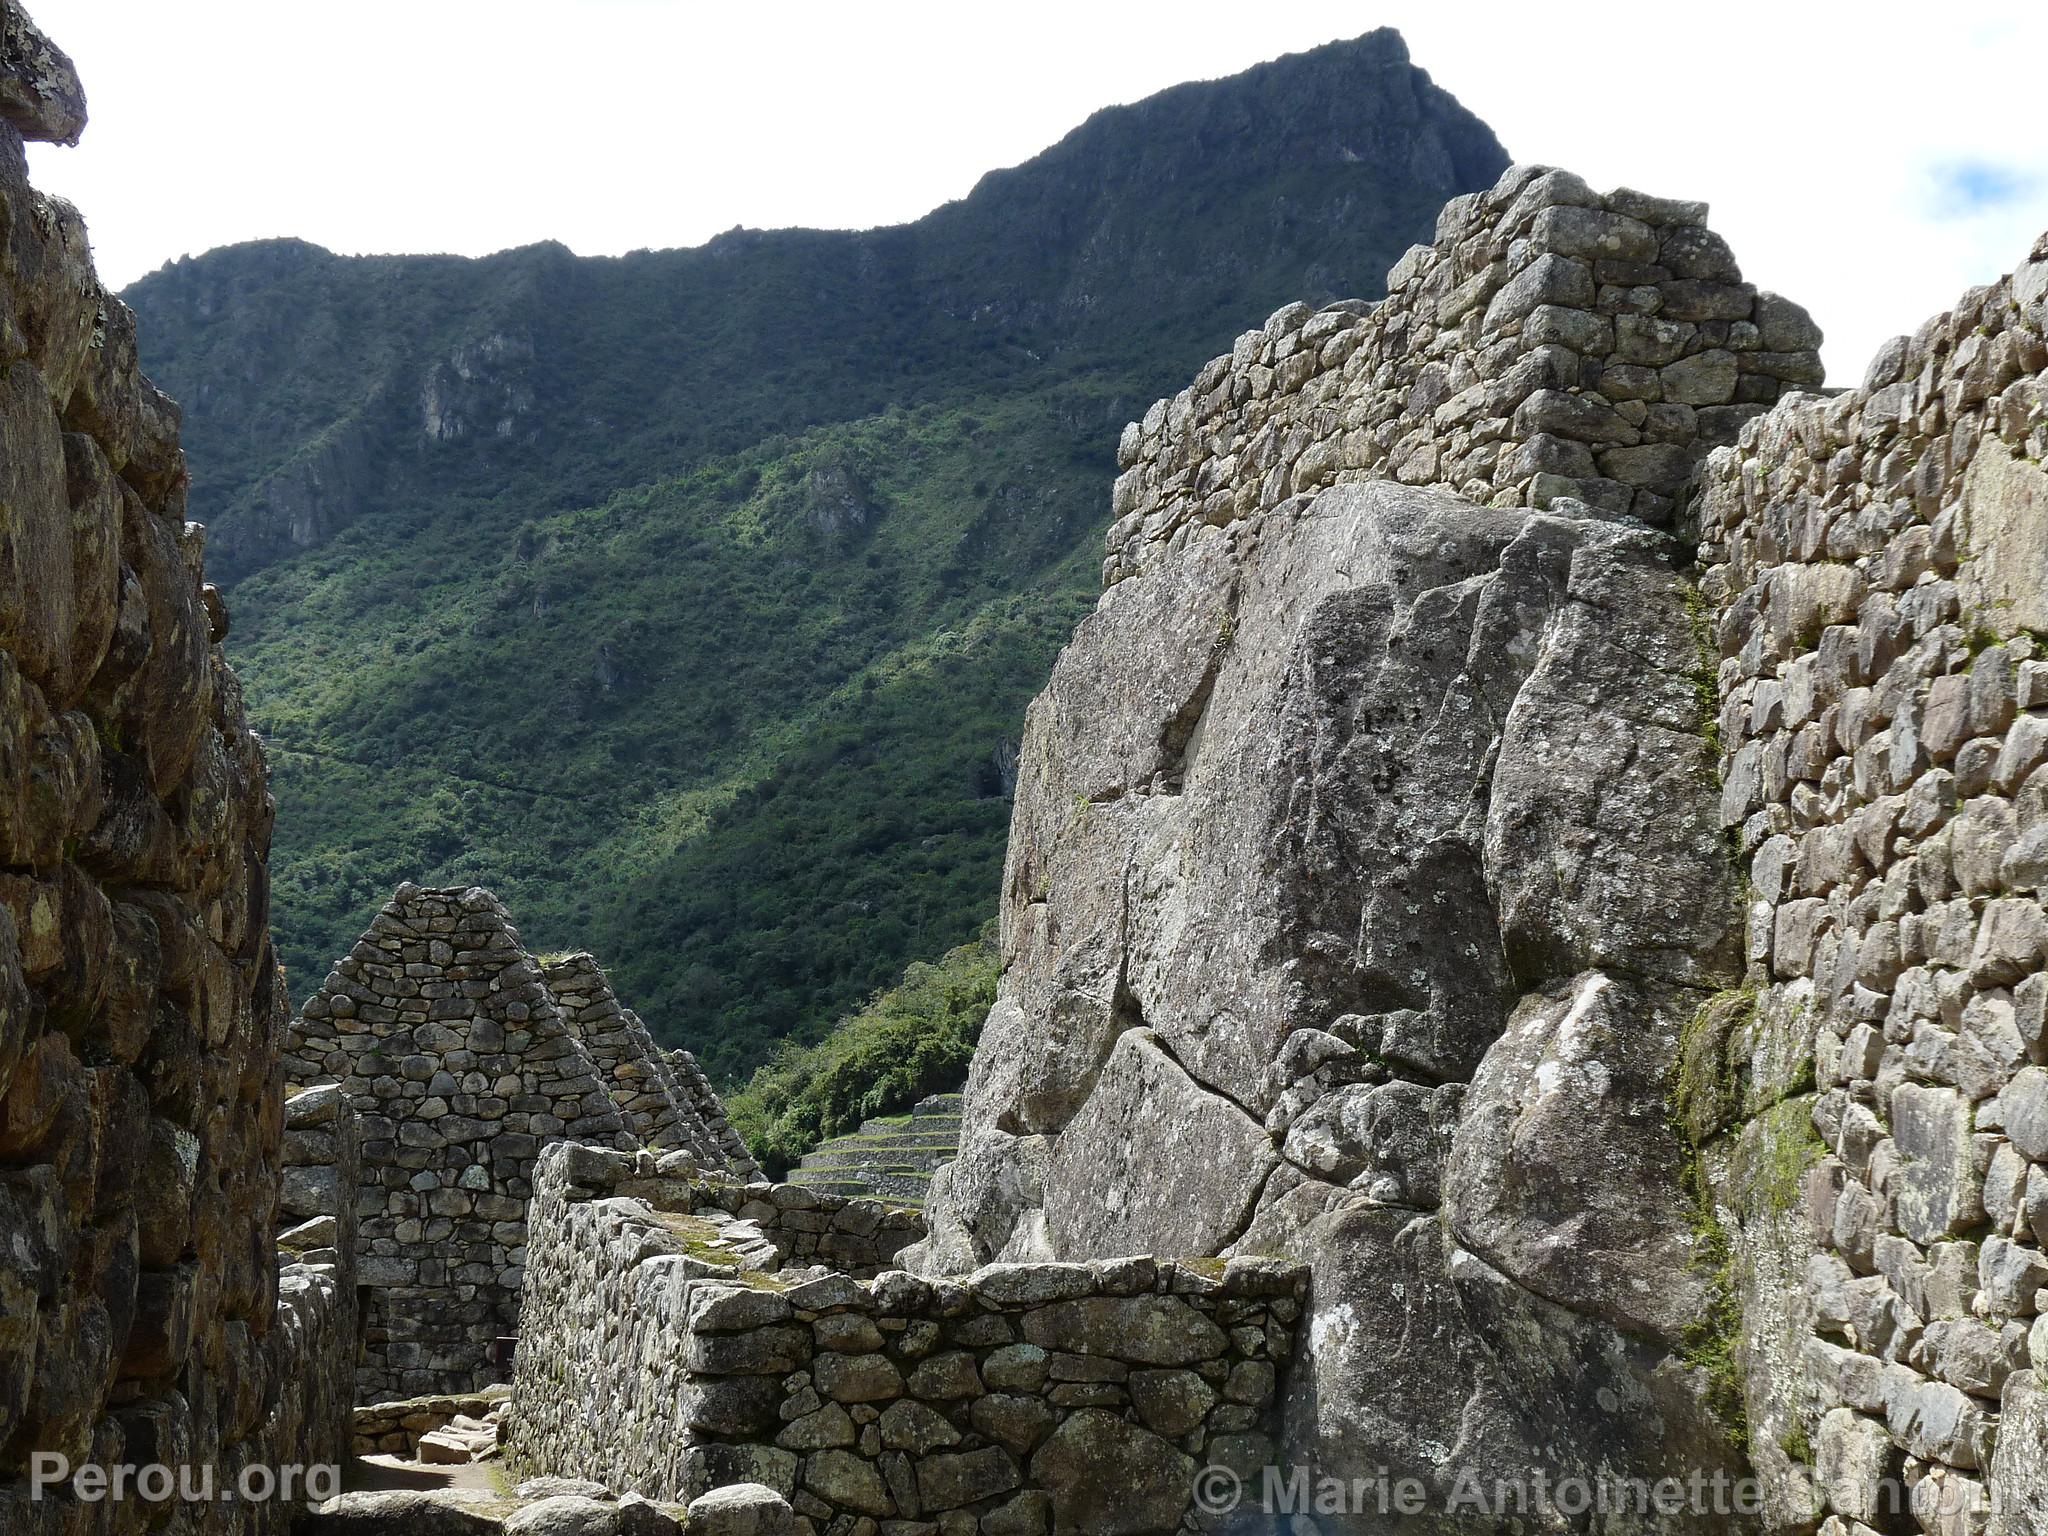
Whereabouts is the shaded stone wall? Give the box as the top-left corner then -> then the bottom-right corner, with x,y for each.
288,883 -> 636,1400
541,952 -> 751,1170
507,1143 -> 1303,1532
1694,235 -> 2048,1532
1102,162 -> 1823,588
350,1388 -> 507,1459
1,4 -> 355,1527
664,1045 -> 762,1181
259,1085 -> 359,1520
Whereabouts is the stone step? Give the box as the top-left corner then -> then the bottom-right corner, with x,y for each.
838,1120 -> 959,1140
780,1088 -> 963,1212
800,1132 -> 959,1157
839,1135 -> 958,1156
867,1169 -> 934,1204
783,1172 -> 873,1196
849,1113 -> 962,1139
796,1148 -> 954,1173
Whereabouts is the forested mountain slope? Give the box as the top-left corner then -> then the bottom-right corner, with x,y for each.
124,29 -> 1508,1076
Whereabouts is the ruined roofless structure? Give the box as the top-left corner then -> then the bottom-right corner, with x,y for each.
285,883 -> 755,1397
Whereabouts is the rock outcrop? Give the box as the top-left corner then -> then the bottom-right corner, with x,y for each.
1,2 -> 354,1526
910,163 -> 1833,1531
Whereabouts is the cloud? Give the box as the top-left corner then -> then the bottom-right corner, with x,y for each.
1929,159 -> 2041,217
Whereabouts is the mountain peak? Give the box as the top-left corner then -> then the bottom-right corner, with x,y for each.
121,33 -> 1507,1071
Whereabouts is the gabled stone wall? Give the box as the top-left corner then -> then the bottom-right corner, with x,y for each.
289,883 -> 636,1399
665,1045 -> 762,1181
506,1143 -> 1303,1531
1693,235 -> 2048,1532
541,952 -> 752,1173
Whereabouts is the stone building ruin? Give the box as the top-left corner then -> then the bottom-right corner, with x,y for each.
283,883 -> 758,1399
542,951 -> 760,1178
10,0 -> 2048,1526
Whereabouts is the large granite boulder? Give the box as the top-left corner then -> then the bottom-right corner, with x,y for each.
910,477 -> 1747,1528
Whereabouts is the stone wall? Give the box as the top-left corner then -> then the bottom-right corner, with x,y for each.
1693,234 -> 2048,1532
664,1045 -> 763,1181
506,1143 -> 1303,1533
285,883 -> 765,1398
288,883 -> 637,1399
541,952 -> 748,1169
686,1169 -> 926,1277
271,1085 -> 360,1483
351,1388 -> 508,1459
1102,162 -> 1824,588
1,3 -> 354,1528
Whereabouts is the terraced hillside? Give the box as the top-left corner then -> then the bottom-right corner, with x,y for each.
786,1094 -> 964,1209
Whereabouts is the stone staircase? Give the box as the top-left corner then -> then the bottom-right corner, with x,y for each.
785,1093 -> 962,1209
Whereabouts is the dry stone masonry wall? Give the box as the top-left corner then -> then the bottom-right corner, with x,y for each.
286,884 -> 762,1400
507,1143 -> 1303,1534
1695,233 -> 2048,1533
684,1169 -> 927,1278
288,883 -> 637,1400
541,952 -> 750,1170
666,1046 -> 764,1181
1103,163 -> 1822,588
349,1387 -> 508,1460
269,1084 -> 360,1487
1,3 -> 356,1527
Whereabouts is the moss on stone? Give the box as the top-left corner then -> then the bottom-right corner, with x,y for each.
1676,1193 -> 1749,1456
1674,986 -> 1756,1148
1732,1096 -> 1825,1217
1681,583 -> 1723,757
1669,983 -> 1774,1455
648,1211 -> 747,1267
1779,1420 -> 1813,1467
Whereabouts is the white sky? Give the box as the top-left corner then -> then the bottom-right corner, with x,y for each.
21,0 -> 2048,385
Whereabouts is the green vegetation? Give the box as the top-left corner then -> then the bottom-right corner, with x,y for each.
1677,1198 -> 1749,1455
1671,984 -> 1757,1453
221,394 -> 1099,1077
1681,584 -> 1723,757
1672,986 -> 1756,1148
123,33 -> 1508,1083
1670,982 -> 1827,1454
730,923 -> 998,1177
1779,1421 -> 1813,1468
1733,1098 -> 1826,1219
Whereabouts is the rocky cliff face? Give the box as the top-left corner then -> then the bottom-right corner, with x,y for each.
127,30 -> 1505,590
909,164 -> 1831,1530
0,3 -> 351,1528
